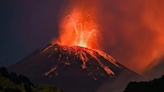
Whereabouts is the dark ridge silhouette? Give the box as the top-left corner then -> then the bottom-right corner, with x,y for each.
124,75 -> 164,92
0,67 -> 64,92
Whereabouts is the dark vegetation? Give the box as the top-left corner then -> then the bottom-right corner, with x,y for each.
124,75 -> 164,92
0,67 -> 64,92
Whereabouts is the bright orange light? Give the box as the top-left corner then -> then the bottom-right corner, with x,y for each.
53,9 -> 100,49
78,40 -> 86,47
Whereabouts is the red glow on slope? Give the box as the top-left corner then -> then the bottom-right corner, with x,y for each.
42,44 -> 120,79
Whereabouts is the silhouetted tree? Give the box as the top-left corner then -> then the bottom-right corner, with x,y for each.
18,74 -> 34,86
0,67 -> 64,92
0,67 -> 9,78
10,72 -> 18,83
24,83 -> 32,92
0,85 -> 2,90
4,88 -> 21,92
124,75 -> 164,92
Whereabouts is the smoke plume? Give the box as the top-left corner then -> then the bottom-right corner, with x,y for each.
98,0 -> 164,75
53,0 -> 164,75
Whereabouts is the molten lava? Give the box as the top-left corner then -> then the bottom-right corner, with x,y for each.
48,5 -> 120,79
53,10 -> 100,49
42,44 -> 121,80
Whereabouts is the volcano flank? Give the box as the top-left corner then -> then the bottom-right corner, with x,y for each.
8,44 -> 143,92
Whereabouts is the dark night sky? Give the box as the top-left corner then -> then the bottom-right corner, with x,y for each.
1,0 -> 164,78
0,0 -> 64,67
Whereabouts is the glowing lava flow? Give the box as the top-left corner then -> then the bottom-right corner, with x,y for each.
54,11 -> 100,49
42,44 -> 122,79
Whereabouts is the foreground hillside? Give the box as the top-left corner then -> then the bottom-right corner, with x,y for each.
0,67 -> 64,92
2,66 -> 164,92
124,75 -> 164,92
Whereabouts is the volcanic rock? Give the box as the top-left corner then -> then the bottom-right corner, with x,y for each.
8,44 -> 143,92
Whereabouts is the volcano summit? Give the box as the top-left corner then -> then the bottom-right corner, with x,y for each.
8,44 -> 142,92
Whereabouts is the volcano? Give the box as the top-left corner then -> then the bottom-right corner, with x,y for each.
8,44 -> 143,92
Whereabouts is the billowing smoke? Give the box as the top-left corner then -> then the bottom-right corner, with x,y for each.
53,0 -> 164,75
97,0 -> 164,75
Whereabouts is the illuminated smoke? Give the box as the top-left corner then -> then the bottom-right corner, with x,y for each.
51,0 -> 164,75
98,0 -> 164,74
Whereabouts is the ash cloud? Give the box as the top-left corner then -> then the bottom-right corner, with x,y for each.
97,0 -> 164,75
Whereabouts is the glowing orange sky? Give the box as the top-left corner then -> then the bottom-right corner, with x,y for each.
51,0 -> 164,75
97,0 -> 164,74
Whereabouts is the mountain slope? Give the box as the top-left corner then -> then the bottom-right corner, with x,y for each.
8,44 -> 143,92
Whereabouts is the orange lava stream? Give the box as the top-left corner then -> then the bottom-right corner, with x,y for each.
61,45 -> 119,76
42,44 -> 121,79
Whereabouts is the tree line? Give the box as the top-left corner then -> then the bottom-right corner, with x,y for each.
0,67 -> 64,92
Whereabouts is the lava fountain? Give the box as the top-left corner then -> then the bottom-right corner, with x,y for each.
52,9 -> 101,50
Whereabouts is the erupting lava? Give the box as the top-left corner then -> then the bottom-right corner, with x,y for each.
47,6 -> 124,79
53,10 -> 100,49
